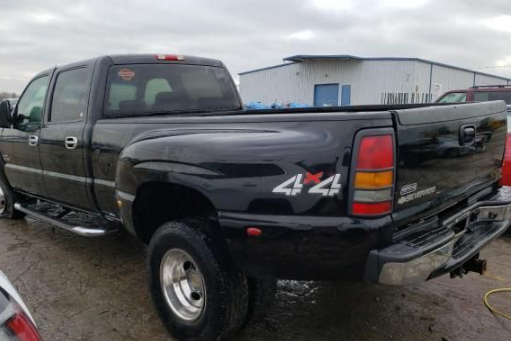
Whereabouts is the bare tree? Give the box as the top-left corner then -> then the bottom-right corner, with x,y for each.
0,92 -> 19,101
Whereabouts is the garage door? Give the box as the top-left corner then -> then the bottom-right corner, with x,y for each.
314,84 -> 339,107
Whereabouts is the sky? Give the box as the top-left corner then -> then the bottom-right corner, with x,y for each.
1,0 -> 511,93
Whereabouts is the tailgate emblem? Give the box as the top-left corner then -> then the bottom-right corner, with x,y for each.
400,183 -> 418,196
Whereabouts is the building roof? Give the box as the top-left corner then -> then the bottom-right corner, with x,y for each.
239,54 -> 511,82
283,55 -> 363,62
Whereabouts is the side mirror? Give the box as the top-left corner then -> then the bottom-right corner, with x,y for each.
0,100 -> 12,128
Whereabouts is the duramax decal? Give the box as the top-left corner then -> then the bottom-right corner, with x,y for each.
272,172 -> 342,197
397,186 -> 436,205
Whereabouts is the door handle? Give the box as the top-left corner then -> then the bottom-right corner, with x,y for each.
65,136 -> 78,150
28,135 -> 38,147
459,125 -> 476,146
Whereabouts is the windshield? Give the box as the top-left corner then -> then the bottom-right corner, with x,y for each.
473,91 -> 511,104
437,92 -> 467,103
105,64 -> 241,115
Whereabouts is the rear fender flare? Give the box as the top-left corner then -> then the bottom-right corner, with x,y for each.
115,160 -> 221,235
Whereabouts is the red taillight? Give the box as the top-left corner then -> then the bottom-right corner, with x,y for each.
352,202 -> 392,215
6,313 -> 41,341
154,54 -> 185,61
356,135 -> 394,169
351,133 -> 395,216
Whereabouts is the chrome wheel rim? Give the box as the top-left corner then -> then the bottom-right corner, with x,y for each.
160,249 -> 206,321
0,186 -> 5,214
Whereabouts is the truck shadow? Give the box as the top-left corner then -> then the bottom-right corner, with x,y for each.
236,280 -> 448,341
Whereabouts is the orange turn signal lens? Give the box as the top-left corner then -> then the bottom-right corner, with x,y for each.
355,171 -> 393,189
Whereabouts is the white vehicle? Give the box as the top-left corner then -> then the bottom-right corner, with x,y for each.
0,270 -> 42,340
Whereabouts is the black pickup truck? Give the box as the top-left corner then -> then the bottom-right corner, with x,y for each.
0,54 -> 510,341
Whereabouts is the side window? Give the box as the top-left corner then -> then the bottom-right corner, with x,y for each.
15,76 -> 49,132
473,92 -> 490,102
50,68 -> 90,122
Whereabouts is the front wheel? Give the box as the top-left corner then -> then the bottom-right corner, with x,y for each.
147,218 -> 249,341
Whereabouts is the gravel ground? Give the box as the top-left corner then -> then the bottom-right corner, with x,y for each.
0,217 -> 510,341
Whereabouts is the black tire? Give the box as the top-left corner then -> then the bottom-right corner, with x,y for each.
147,218 -> 249,341
244,277 -> 277,327
0,178 -> 26,219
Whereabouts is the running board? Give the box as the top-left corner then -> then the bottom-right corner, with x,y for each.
14,203 -> 117,237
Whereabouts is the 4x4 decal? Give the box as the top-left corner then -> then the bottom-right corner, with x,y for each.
272,172 -> 342,197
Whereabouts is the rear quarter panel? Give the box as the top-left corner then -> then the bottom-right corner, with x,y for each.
90,112 -> 393,225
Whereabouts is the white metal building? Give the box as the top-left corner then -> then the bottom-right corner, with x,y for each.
239,55 -> 511,107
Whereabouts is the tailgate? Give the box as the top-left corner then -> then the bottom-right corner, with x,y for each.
392,101 -> 507,227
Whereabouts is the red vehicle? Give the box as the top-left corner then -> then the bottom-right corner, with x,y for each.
502,114 -> 511,186
436,86 -> 511,186
435,85 -> 511,104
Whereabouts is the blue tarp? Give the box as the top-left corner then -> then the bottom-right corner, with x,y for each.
288,102 -> 310,108
245,102 -> 270,110
246,102 -> 310,110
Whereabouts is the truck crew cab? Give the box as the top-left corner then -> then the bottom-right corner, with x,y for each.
0,54 -> 510,341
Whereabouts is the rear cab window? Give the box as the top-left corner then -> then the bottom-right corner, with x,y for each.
104,64 -> 241,116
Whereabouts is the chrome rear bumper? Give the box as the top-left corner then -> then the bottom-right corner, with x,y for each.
365,187 -> 511,286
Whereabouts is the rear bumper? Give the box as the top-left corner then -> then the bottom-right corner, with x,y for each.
364,187 -> 511,285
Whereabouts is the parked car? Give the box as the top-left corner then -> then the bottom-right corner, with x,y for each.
435,85 -> 511,104
0,270 -> 42,340
501,109 -> 511,186
0,54 -> 510,341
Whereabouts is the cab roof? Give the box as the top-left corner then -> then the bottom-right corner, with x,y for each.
31,54 -> 224,80
106,54 -> 223,67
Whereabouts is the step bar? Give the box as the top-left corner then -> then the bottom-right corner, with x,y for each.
14,203 -> 117,237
